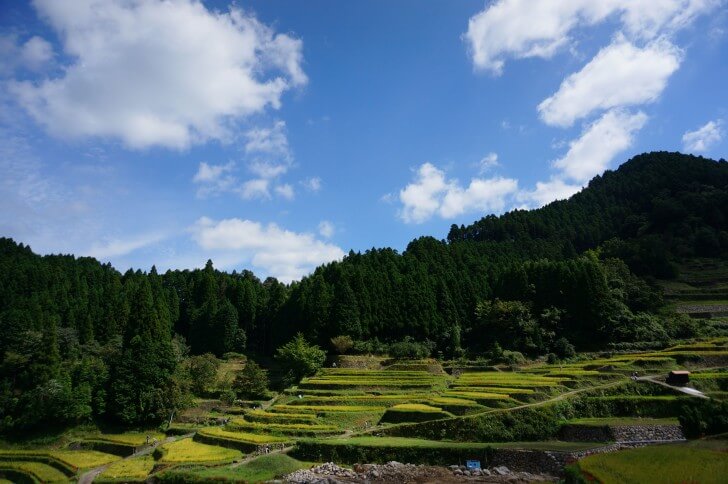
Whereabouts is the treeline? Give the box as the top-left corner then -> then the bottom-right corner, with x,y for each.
0,151 -> 726,431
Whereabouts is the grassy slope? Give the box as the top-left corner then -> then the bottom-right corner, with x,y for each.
578,445 -> 728,484
169,454 -> 314,483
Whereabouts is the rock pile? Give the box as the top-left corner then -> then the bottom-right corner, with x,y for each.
284,461 -> 556,483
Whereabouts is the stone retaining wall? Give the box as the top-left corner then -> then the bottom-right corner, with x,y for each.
559,423 -> 685,443
610,424 -> 684,442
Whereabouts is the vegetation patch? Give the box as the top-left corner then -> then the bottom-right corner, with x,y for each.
226,420 -> 340,437
274,404 -> 386,413
575,445 -> 728,484
97,455 -> 155,482
380,404 -> 453,424
155,438 -> 241,465
0,461 -> 69,483
156,454 -> 313,483
245,409 -> 316,424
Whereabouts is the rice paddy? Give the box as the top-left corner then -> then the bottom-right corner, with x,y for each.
156,438 -> 242,464
97,455 -> 155,482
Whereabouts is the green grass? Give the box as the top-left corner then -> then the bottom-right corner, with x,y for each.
97,455 -> 155,482
566,417 -> 679,427
227,420 -> 340,436
245,409 -> 316,424
161,454 -> 314,483
274,404 -> 386,413
90,432 -> 165,446
0,461 -> 69,482
198,427 -> 291,444
309,436 -> 600,452
49,450 -> 120,469
156,438 -> 242,464
386,404 -> 445,413
443,390 -> 511,400
577,445 -> 728,484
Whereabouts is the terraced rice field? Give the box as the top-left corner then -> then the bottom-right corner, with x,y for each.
0,461 -> 69,483
156,438 -> 242,464
97,455 -> 155,482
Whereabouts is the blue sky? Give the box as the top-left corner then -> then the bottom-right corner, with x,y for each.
1,0 -> 727,282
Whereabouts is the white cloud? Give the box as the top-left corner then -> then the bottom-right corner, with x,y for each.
0,34 -> 54,75
191,217 -> 345,282
239,178 -> 271,200
302,177 -> 322,192
518,177 -> 583,208
682,120 -> 724,152
538,36 -> 681,127
192,161 -> 236,197
465,0 -> 718,74
87,232 -> 167,259
274,183 -> 295,200
478,152 -> 499,173
553,109 -> 648,182
398,163 -> 518,223
318,220 -> 335,238
440,177 -> 519,218
11,0 -> 306,149
245,120 -> 291,157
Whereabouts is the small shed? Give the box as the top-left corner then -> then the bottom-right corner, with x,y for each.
666,370 -> 690,386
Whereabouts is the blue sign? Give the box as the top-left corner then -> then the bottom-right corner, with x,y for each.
466,460 -> 481,470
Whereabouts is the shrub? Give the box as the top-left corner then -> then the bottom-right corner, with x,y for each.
388,337 -> 434,359
553,338 -> 576,359
276,333 -> 327,382
501,350 -> 526,366
331,335 -> 354,354
678,399 -> 728,438
233,360 -> 269,399
219,389 -> 236,406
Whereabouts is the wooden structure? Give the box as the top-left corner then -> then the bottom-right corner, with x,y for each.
666,370 -> 690,386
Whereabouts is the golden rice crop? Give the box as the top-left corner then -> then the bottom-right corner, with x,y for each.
157,438 -> 241,464
0,461 -> 69,483
98,455 -> 155,481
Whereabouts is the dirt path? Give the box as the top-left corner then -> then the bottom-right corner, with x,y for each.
76,433 -> 194,484
638,376 -> 709,398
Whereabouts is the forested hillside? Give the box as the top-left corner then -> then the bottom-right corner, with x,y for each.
1,151 -> 726,431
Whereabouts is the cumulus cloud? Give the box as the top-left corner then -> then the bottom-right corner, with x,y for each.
274,183 -> 295,200
538,36 -> 681,127
398,163 -> 518,223
553,109 -> 648,183
318,220 -> 335,238
682,120 -> 724,152
517,177 -> 583,208
302,177 -> 322,192
245,120 -> 293,179
192,161 -> 236,197
239,178 -> 271,200
478,152 -> 499,173
11,0 -> 306,149
191,217 -> 345,282
465,0 -> 718,74
0,34 -> 54,75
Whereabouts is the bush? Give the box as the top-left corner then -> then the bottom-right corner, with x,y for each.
276,333 -> 327,382
388,337 -> 434,359
233,360 -> 269,400
501,350 -> 526,366
330,335 -> 354,354
219,389 -> 236,406
553,338 -> 576,359
187,353 -> 220,395
678,399 -> 728,438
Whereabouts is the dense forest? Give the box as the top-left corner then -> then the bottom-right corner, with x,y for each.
1,151 -> 727,431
